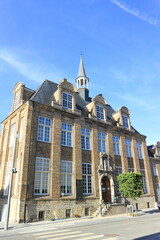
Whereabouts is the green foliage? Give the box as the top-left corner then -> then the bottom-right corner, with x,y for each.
117,172 -> 143,200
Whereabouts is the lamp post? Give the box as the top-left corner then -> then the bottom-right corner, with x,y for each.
4,133 -> 18,231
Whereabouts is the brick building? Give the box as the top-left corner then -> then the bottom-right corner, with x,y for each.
0,57 -> 157,222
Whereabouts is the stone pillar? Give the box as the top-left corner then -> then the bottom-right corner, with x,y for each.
91,123 -> 99,198
142,140 -> 154,195
72,119 -> 82,199
120,135 -> 128,173
132,137 -> 140,172
50,113 -> 61,199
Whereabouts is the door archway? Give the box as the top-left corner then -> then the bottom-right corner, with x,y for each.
101,176 -> 111,202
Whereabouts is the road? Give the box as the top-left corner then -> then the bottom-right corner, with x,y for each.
0,209 -> 160,240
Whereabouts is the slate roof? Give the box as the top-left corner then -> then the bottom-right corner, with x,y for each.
29,79 -> 141,134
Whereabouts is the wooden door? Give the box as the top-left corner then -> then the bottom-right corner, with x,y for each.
101,176 -> 111,202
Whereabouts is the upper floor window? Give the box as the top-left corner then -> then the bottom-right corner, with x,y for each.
37,116 -> 52,143
61,160 -> 72,195
98,132 -> 106,152
34,157 -> 50,195
82,163 -> 92,194
96,105 -> 104,120
125,139 -> 132,157
113,136 -> 120,156
81,128 -> 90,150
122,115 -> 129,129
9,123 -> 16,148
61,123 -> 72,147
62,92 -> 73,109
152,163 -> 158,176
13,92 -> 20,111
136,142 -> 143,159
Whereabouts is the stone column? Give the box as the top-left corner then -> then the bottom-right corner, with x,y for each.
72,119 -> 82,199
132,137 -> 140,172
120,134 -> 128,173
91,123 -> 99,198
50,112 -> 61,199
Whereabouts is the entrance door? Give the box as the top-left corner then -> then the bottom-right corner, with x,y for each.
101,176 -> 111,202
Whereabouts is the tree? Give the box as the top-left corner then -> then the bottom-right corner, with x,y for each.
117,172 -> 143,216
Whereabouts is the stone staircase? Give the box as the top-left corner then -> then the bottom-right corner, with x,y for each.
94,202 -> 126,217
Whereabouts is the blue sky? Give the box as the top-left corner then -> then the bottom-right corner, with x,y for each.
0,0 -> 160,145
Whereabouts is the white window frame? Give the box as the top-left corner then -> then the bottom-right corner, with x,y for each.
115,166 -> 122,176
9,123 -> 16,148
62,92 -> 73,110
81,128 -> 90,150
96,105 -> 104,120
61,123 -> 72,147
126,139 -> 132,157
13,91 -> 20,111
82,163 -> 93,195
37,116 -> 52,143
61,160 -> 73,196
136,142 -> 143,159
152,163 -> 158,176
98,132 -> 106,152
113,136 -> 120,156
122,115 -> 129,129
4,162 -> 11,196
140,169 -> 148,194
34,157 -> 50,195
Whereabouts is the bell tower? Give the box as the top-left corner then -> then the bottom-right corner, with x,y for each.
75,55 -> 89,90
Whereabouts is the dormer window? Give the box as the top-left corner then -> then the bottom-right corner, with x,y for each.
13,91 -> 20,111
122,115 -> 129,128
62,92 -> 73,110
96,105 -> 104,120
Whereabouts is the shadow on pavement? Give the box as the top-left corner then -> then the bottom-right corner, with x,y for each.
134,232 -> 160,240
142,209 -> 160,214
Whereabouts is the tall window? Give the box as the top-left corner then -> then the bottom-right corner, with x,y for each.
98,132 -> 106,152
82,163 -> 92,194
125,139 -> 132,157
96,105 -> 104,120
115,166 -> 122,176
152,163 -> 158,176
61,123 -> 72,147
9,123 -> 16,147
13,92 -> 20,111
140,169 -> 148,194
122,115 -> 129,128
61,160 -> 72,195
4,162 -> 11,196
81,128 -> 90,150
34,157 -> 50,195
136,142 -> 143,159
113,136 -> 120,156
62,92 -> 73,109
19,117 -> 24,142
37,116 -> 52,143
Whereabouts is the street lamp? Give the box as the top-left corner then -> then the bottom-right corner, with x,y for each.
4,133 -> 19,231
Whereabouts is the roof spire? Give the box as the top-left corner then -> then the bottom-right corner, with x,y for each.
77,54 -> 87,78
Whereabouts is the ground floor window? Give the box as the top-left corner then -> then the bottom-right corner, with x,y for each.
61,160 -> 73,195
140,169 -> 148,194
34,157 -> 50,195
82,163 -> 92,194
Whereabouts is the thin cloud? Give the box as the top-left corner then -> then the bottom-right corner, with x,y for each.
109,0 -> 158,25
0,50 -> 63,82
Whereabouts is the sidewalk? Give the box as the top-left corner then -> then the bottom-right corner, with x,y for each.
0,208 -> 159,232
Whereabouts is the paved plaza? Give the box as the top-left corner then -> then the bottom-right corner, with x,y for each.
0,209 -> 160,240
